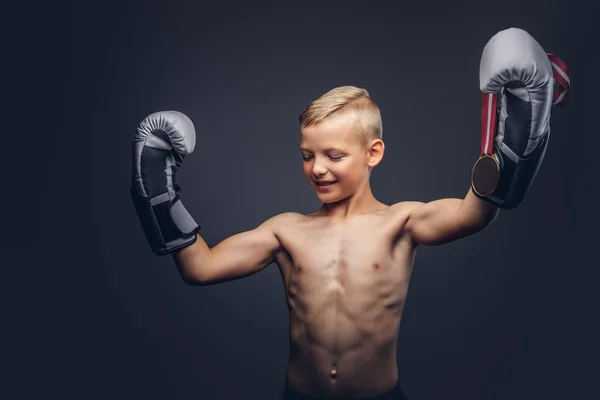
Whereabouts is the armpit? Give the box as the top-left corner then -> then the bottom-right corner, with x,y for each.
387,202 -> 422,241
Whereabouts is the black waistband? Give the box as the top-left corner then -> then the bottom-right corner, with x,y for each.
282,381 -> 409,400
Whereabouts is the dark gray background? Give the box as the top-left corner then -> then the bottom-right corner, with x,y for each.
3,1 -> 598,399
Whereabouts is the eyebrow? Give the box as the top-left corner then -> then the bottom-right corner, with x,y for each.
300,147 -> 345,152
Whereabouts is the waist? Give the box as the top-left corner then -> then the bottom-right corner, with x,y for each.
285,351 -> 398,398
282,378 -> 408,400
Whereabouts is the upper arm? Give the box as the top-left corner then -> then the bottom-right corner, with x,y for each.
403,199 -> 466,246
197,214 -> 287,285
402,191 -> 498,246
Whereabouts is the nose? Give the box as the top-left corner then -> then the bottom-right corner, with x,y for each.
311,158 -> 328,177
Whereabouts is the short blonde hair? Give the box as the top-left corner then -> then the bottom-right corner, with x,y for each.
299,86 -> 382,145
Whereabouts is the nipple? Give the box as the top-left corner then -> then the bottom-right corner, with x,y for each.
330,368 -> 337,379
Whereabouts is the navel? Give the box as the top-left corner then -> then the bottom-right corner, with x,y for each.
329,367 -> 337,379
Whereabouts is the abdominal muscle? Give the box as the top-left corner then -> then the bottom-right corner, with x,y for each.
275,216 -> 414,398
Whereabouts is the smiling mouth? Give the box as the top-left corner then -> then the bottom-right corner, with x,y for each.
315,181 -> 338,188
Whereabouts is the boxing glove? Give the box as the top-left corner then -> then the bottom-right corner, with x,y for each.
471,27 -> 569,209
131,111 -> 201,255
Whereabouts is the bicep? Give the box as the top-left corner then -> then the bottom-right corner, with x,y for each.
201,219 -> 282,284
404,199 -> 471,246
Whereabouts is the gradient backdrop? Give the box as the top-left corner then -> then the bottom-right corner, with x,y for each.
3,1 -> 598,399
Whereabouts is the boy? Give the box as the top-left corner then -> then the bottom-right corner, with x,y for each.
130,28 -> 566,399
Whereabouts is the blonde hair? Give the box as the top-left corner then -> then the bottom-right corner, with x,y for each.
299,86 -> 382,145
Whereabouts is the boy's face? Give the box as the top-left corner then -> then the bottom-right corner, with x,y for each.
300,115 -> 380,203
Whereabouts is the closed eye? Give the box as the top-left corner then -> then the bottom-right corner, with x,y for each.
301,154 -> 344,161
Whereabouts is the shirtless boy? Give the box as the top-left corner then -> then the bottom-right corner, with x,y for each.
130,28 -> 568,399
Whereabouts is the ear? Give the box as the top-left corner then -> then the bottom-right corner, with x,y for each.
366,139 -> 385,167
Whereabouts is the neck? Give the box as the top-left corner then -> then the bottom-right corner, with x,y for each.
317,182 -> 384,218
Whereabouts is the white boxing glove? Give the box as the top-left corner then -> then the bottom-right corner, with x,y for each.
471,27 -> 569,209
131,111 -> 201,255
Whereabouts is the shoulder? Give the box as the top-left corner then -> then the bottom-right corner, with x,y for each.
385,201 -> 427,241
370,201 -> 420,229
388,201 -> 425,217
260,212 -> 306,230
259,212 -> 307,251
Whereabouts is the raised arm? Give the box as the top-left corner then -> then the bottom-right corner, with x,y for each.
129,110 -> 286,285
403,28 -> 567,246
173,214 -> 287,285
403,189 -> 499,247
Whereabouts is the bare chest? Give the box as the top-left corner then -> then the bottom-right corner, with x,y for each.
275,218 -> 414,292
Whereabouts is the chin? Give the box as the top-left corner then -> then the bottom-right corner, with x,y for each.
317,192 -> 348,204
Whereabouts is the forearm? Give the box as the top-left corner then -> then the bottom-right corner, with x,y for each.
172,233 -> 212,283
458,188 -> 499,231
